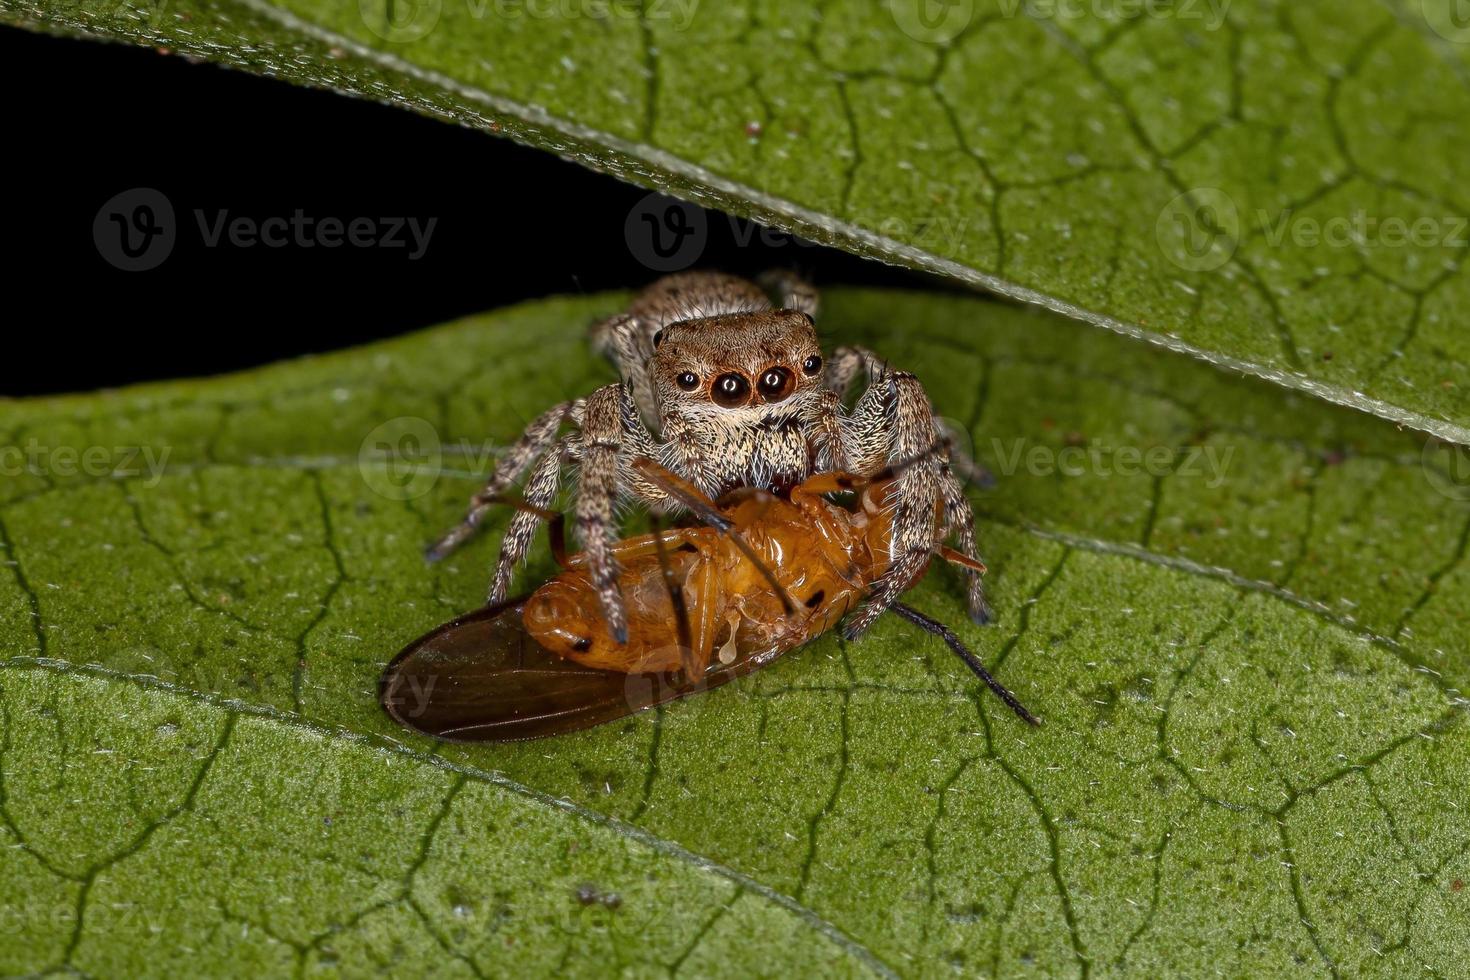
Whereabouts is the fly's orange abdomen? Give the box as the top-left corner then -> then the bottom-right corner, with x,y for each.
524,559 -> 695,674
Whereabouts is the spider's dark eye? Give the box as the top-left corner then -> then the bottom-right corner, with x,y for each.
711,372 -> 751,407
676,371 -> 699,391
802,355 -> 823,376
652,330 -> 664,348
757,366 -> 794,403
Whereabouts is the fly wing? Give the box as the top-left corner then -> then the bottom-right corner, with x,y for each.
379,597 -> 787,742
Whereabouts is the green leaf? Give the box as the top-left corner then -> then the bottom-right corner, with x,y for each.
2,289 -> 1467,974
7,0 -> 1470,443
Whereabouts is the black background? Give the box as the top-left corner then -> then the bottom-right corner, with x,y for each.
3,27 -> 950,397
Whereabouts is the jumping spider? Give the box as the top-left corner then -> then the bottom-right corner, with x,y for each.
429,270 -> 988,644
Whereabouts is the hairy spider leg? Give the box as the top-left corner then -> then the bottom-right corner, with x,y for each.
429,488 -> 573,569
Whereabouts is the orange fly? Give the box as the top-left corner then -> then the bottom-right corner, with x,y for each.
380,459 -> 1038,741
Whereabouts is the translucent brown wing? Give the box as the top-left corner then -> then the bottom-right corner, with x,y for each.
379,597 -> 785,742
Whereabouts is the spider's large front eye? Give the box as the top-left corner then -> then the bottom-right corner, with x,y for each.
802,355 -> 823,376
712,372 -> 751,407
676,372 -> 699,391
757,366 -> 794,403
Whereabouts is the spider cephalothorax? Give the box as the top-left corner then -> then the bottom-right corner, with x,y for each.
429,271 -> 987,644
646,309 -> 830,498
